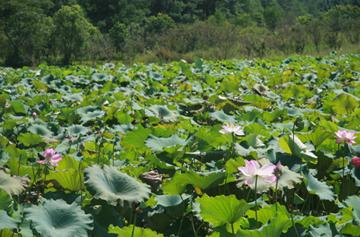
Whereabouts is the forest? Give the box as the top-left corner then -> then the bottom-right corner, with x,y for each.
0,0 -> 360,66
1,1 -> 360,237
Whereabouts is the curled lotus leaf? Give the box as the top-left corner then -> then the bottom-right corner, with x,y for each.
146,105 -> 178,122
25,199 -> 93,237
85,165 -> 151,205
77,106 -> 105,123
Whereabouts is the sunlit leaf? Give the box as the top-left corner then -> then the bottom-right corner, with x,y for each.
196,195 -> 250,227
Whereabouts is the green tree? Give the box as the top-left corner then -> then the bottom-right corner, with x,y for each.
53,4 -> 96,65
79,0 -> 150,31
291,23 -> 307,53
0,0 -> 54,66
144,13 -> 175,49
109,22 -> 129,52
300,15 -> 323,52
145,13 -> 175,35
263,1 -> 283,30
337,4 -> 360,44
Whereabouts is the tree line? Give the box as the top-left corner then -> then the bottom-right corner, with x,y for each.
0,0 -> 359,66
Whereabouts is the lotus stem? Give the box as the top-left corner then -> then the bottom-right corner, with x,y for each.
292,123 -> 295,143
288,190 -> 300,237
275,178 -> 278,215
18,154 -> 21,176
290,212 -> 300,237
131,215 -> 136,237
190,216 -> 198,237
131,205 -> 137,237
112,137 -> 116,166
231,133 -> 236,158
255,175 -> 258,222
343,156 -> 345,179
43,166 -> 48,193
76,134 -> 82,152
96,139 -> 101,165
337,144 -> 345,179
78,160 -> 83,203
176,214 -> 185,237
68,130 -> 73,154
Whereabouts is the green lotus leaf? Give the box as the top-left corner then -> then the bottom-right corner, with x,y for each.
91,73 -> 113,83
0,171 -> 24,196
66,124 -> 89,137
210,110 -> 236,123
121,127 -> 151,151
46,169 -> 82,192
155,195 -> 183,207
196,194 -> 250,227
306,120 -> 338,147
145,135 -> 187,152
10,100 -> 27,115
330,93 -> 359,115
162,171 -> 226,195
237,204 -> 291,236
304,172 -> 334,201
344,196 -> 360,225
236,214 -> 291,237
277,164 -> 302,190
307,224 -> 333,237
17,133 -> 44,146
25,199 -> 93,237
146,105 -> 178,122
195,126 -> 232,149
62,93 -> 83,102
242,94 -> 272,109
278,135 -> 317,162
340,223 -> 360,236
0,191 -> 12,210
296,216 -> 324,229
77,106 -> 105,123
0,210 -> 18,230
108,225 -> 164,237
85,165 -> 150,205
246,204 -> 289,224
28,124 -> 53,137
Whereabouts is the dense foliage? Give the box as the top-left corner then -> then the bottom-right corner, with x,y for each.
0,0 -> 360,66
0,54 -> 360,236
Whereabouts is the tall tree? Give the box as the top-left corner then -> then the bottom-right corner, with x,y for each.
53,4 -> 96,64
0,0 -> 54,66
263,0 -> 283,30
79,0 -> 150,31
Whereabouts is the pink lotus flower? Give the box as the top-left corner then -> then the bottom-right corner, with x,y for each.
219,123 -> 245,136
335,130 -> 357,145
351,157 -> 360,168
37,148 -> 62,167
237,160 -> 277,193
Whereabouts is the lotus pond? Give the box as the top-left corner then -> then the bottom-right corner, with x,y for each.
0,54 -> 360,237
